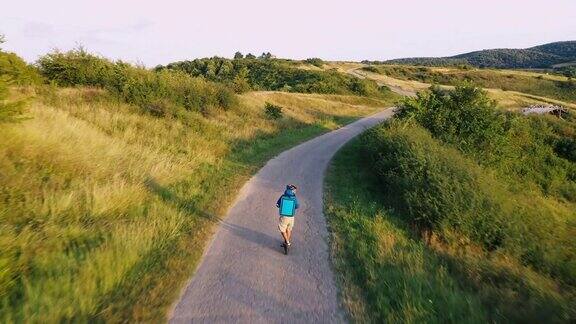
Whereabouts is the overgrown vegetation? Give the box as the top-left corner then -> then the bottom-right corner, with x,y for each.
0,35 -> 42,86
304,57 -> 324,67
0,46 -> 398,321
158,57 -> 389,97
397,86 -> 576,202
38,48 -> 236,115
0,78 -> 26,122
0,37 -> 39,122
326,85 -> 575,322
0,52 -> 42,86
264,102 -> 283,119
558,66 -> 576,78
366,65 -> 576,103
0,88 -> 393,322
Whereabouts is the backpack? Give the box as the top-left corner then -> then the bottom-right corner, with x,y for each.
279,195 -> 296,216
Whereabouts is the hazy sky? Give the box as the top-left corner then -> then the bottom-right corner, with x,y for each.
1,0 -> 575,66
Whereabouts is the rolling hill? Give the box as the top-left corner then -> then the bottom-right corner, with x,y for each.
371,41 -> 576,68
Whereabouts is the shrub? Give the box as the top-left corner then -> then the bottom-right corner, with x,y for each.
0,45 -> 37,122
556,137 -> 576,162
264,102 -> 282,119
331,129 -> 575,323
0,77 -> 26,122
397,85 -> 508,164
362,124 -> 509,247
304,58 -> 324,67
348,77 -> 384,97
361,122 -> 575,283
396,85 -> 576,202
558,66 -> 576,78
0,51 -> 42,85
159,57 -> 388,97
232,67 -> 250,93
37,47 -> 117,87
380,85 -> 576,283
361,66 -> 379,73
37,48 -> 236,115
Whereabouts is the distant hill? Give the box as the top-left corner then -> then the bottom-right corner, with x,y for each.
372,41 -> 576,68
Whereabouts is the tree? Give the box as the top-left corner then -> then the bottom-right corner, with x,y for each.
216,60 -> 234,80
304,58 -> 324,67
203,60 -> 217,79
561,67 -> 576,78
245,53 -> 256,59
233,67 -> 251,93
234,51 -> 244,59
259,52 -> 273,60
0,34 -> 5,49
397,85 -> 508,164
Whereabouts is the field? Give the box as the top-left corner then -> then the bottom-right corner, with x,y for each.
364,65 -> 576,103
2,43 -> 575,323
350,66 -> 576,110
0,84 -> 396,322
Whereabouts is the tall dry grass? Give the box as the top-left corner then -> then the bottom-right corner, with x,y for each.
0,86 -> 395,322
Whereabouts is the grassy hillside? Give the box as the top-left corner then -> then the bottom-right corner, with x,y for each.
346,64 -> 576,111
0,88 -> 394,322
363,65 -> 576,103
325,86 -> 575,323
371,41 -> 576,69
158,57 -> 390,97
0,48 -> 398,321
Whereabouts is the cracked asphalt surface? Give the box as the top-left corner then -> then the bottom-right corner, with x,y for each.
170,109 -> 395,323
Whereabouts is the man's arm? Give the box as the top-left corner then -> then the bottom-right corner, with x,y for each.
276,196 -> 282,208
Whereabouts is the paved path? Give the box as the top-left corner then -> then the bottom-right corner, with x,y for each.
170,109 -> 395,323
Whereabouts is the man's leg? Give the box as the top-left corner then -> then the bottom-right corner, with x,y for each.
281,230 -> 289,244
285,228 -> 292,244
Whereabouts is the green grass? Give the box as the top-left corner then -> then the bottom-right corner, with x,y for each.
0,85 -> 398,322
326,139 -> 487,323
325,137 -> 575,323
325,85 -> 575,323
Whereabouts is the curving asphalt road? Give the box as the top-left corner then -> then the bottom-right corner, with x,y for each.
169,108 -> 395,323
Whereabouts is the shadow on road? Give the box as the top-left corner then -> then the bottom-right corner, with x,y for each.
146,177 -> 281,253
220,221 -> 282,253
